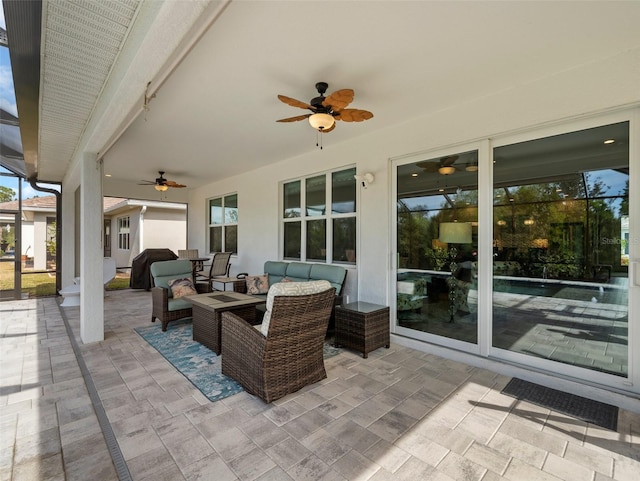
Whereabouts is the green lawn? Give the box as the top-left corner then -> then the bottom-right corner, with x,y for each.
0,263 -> 131,298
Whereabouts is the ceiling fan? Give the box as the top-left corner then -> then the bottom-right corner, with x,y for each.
138,171 -> 186,191
276,82 -> 374,133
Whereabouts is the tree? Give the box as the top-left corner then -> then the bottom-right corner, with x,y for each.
0,186 -> 16,203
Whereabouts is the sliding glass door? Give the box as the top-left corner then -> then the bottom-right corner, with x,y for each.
393,113 -> 637,392
395,148 -> 479,346
492,121 -> 630,377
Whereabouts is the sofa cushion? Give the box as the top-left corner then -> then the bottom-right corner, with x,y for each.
260,280 -> 332,337
309,264 -> 347,294
284,262 -> 312,282
264,261 -> 288,285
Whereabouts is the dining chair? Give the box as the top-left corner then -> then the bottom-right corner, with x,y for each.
195,251 -> 232,291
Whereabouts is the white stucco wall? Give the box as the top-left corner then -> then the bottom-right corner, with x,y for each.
142,207 -> 187,253
187,47 -> 640,310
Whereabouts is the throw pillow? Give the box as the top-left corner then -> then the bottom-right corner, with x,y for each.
260,280 -> 332,336
168,278 -> 198,298
246,275 -> 269,295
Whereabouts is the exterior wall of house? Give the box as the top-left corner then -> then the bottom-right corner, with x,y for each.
107,206 -> 187,270
141,207 -> 187,253
32,212 -> 49,270
50,39 -> 636,392
187,47 -> 639,347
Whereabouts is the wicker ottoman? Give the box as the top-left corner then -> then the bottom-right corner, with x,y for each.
335,302 -> 390,358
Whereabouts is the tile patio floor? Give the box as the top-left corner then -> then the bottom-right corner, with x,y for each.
1,289 -> 639,481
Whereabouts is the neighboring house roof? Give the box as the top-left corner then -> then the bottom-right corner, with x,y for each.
0,195 -> 186,215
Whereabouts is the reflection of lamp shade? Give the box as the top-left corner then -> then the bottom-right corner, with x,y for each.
309,113 -> 335,131
439,222 -> 472,244
438,165 -> 455,175
531,238 -> 549,249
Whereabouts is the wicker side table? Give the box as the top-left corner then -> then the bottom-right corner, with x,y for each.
335,302 -> 390,358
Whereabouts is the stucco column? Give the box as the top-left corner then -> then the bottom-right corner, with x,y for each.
60,185 -> 75,288
80,153 -> 104,343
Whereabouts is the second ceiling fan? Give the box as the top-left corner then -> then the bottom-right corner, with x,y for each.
138,171 -> 186,191
277,82 -> 374,133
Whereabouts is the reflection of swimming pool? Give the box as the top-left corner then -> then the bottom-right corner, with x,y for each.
493,280 -> 562,297
493,276 -> 626,305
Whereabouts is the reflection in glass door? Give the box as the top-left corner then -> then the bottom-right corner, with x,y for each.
492,122 -> 629,377
0,212 -> 20,300
396,150 -> 479,345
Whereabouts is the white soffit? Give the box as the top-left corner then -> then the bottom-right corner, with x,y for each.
39,0 -> 141,179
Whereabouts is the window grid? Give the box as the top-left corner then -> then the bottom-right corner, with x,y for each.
207,193 -> 238,254
117,216 -> 130,250
282,167 -> 356,264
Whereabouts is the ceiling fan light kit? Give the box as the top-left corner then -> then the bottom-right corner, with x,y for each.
438,165 -> 456,175
154,184 -> 169,192
309,113 -> 335,131
277,82 -> 373,147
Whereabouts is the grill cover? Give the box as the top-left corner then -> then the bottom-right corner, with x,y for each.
130,248 -> 177,290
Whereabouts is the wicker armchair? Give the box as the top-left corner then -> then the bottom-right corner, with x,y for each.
221,287 -> 336,403
150,259 -> 210,331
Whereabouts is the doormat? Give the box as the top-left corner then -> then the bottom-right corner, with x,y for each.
501,378 -> 618,431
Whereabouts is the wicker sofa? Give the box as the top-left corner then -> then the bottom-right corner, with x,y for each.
238,261 -> 347,332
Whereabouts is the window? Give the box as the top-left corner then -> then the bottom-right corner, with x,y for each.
208,193 -> 238,254
282,167 -> 356,264
117,216 -> 130,250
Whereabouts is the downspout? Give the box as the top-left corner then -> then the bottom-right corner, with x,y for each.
139,205 -> 147,255
28,177 -> 62,293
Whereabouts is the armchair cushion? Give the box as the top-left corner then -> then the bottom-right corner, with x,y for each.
168,278 -> 198,298
261,280 -> 332,336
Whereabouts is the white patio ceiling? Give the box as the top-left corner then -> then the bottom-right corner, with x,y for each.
11,1 -> 640,192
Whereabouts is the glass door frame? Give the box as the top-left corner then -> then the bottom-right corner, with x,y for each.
391,140 -> 487,355
391,108 -> 639,395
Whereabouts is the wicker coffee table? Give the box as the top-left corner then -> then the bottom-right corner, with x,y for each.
188,291 -> 264,354
335,302 -> 390,358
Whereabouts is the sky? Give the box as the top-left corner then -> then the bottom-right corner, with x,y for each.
0,0 -> 56,200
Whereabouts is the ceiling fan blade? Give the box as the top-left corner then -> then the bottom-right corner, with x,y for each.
323,89 -> 354,111
276,114 -> 311,123
138,180 -> 156,185
335,109 -> 374,122
415,161 -> 439,172
165,181 -> 186,188
277,95 -> 313,110
441,155 -> 459,166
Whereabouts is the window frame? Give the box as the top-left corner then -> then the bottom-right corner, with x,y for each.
281,166 -> 357,264
117,216 -> 130,250
206,193 -> 238,255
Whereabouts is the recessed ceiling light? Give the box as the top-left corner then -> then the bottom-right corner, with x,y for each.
105,174 -> 112,177
603,139 -> 615,144
411,173 -> 418,177
438,188 -> 444,192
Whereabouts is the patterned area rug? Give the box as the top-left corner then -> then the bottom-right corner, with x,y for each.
135,320 -> 341,403
501,378 -> 619,431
